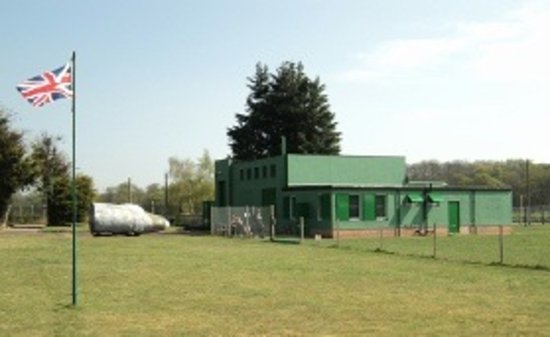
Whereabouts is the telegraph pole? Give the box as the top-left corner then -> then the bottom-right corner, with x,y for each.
164,173 -> 169,217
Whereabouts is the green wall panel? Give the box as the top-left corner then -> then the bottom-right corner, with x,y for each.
287,155 -> 406,186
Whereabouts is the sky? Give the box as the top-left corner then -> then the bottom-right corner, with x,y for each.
1,0 -> 549,191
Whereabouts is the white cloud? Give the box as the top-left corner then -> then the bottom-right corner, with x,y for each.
340,2 -> 550,84
334,2 -> 550,163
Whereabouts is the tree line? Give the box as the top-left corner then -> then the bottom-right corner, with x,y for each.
4,61 -> 549,227
96,151 -> 214,221
1,108 -> 214,226
1,109 -> 94,226
407,160 -> 550,207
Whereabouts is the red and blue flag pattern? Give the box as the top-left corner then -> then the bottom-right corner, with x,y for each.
16,63 -> 72,107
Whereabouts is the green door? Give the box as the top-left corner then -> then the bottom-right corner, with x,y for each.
448,201 -> 460,233
335,194 -> 349,221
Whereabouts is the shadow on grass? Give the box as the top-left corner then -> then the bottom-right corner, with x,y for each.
267,238 -> 302,245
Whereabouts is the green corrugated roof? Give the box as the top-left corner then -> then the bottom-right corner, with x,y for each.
427,193 -> 444,203
405,193 -> 424,203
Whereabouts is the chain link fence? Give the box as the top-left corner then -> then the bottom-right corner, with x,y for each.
211,206 -> 273,239
325,222 -> 549,270
513,205 -> 550,224
7,202 -> 46,225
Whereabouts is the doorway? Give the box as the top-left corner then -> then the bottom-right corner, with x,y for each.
448,201 -> 460,233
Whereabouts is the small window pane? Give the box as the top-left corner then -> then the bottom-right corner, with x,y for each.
375,195 -> 386,218
349,195 -> 360,219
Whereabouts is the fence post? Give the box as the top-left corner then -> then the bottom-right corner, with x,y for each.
299,216 -> 304,243
270,205 -> 275,242
245,205 -> 250,237
379,227 -> 383,251
336,219 -> 340,247
432,222 -> 437,259
210,206 -> 214,236
499,225 -> 504,264
226,206 -> 231,237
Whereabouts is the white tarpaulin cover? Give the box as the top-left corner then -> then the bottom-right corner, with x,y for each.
89,203 -> 170,235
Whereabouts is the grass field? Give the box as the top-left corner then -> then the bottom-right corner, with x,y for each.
1,226 -> 549,336
320,225 -> 550,269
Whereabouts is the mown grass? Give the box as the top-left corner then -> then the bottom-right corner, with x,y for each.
0,226 -> 549,336
321,225 -> 550,269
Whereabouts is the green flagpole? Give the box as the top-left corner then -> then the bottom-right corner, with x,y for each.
71,51 -> 78,306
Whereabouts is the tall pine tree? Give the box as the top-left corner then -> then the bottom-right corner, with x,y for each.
228,62 -> 341,160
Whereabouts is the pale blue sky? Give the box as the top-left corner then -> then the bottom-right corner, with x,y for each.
1,0 -> 548,191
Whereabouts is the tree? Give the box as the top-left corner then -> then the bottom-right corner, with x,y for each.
406,159 -> 550,207
168,150 -> 214,215
30,134 -> 70,225
228,61 -> 341,160
143,183 -> 164,214
0,110 -> 34,225
75,174 -> 95,222
98,181 -> 145,205
30,134 -> 95,225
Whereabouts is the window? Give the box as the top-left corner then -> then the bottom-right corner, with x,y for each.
246,168 -> 252,180
270,164 -> 276,178
262,166 -> 267,178
375,195 -> 387,218
290,196 -> 297,219
317,194 -> 322,220
349,195 -> 360,219
239,169 -> 244,181
254,167 -> 259,179
282,196 -> 297,219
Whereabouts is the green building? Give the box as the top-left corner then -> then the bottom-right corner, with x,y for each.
214,154 -> 512,237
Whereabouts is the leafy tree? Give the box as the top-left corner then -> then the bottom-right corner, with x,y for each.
168,150 -> 214,215
30,134 -> 95,225
142,183 -> 165,214
0,110 -> 35,225
98,181 -> 145,205
75,174 -> 95,222
228,61 -> 341,160
30,134 -> 70,225
406,159 -> 550,207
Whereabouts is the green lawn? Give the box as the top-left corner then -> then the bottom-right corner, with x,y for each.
1,227 -> 549,336
324,225 -> 550,269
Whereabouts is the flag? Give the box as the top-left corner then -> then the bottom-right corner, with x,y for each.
16,62 -> 72,107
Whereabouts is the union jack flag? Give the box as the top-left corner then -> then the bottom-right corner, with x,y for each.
16,62 -> 72,107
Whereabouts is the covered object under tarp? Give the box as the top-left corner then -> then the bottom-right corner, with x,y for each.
89,203 -> 169,236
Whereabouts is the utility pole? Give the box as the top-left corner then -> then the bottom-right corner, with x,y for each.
164,173 -> 169,217
127,177 -> 132,203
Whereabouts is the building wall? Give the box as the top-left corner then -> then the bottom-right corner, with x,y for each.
287,154 -> 406,186
215,156 -> 286,214
475,191 -> 513,225
215,155 -> 513,236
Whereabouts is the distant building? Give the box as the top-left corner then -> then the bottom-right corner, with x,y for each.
214,154 -> 512,237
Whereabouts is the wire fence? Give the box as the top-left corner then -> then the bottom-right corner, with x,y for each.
6,203 -> 46,225
320,223 -> 549,270
211,206 -> 272,239
513,205 -> 550,224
